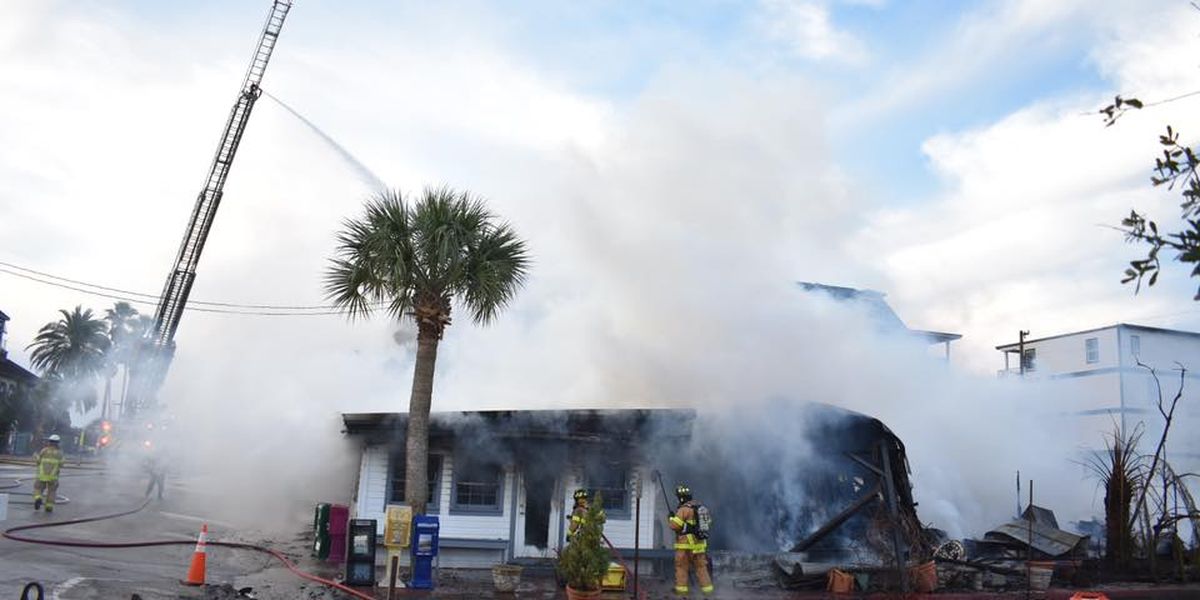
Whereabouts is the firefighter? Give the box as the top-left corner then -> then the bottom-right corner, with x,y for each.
668,483 -> 712,596
143,444 -> 166,500
567,488 -> 606,542
32,434 -> 64,513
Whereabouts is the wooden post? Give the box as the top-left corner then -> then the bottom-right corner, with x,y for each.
880,441 -> 908,592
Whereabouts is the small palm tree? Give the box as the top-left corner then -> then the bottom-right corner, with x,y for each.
103,302 -> 140,419
325,187 -> 529,514
27,306 -> 110,412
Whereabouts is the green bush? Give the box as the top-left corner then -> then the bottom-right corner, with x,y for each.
557,493 -> 609,591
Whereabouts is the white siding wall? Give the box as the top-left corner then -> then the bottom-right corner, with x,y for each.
558,466 -> 657,549
355,444 -> 390,528
436,454 -> 513,541
1025,328 -> 1120,375
352,447 -> 669,568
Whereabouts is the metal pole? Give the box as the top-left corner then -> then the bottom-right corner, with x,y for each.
1018,330 -> 1030,376
634,480 -> 641,599
1026,479 -> 1033,600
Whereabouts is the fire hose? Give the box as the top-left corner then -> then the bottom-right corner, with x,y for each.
600,533 -> 648,600
2,499 -> 376,600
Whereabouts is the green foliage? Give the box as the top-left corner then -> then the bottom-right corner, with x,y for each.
557,494 -> 610,591
1117,126 -> 1200,298
323,187 -> 530,331
1102,92 -> 1200,299
1083,425 -> 1145,569
27,306 -> 110,378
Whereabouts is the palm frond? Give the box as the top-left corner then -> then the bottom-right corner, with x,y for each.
325,185 -> 529,330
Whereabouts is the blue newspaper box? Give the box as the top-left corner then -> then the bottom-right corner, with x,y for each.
410,515 -> 440,589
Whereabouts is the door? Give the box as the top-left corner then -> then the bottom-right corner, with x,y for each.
514,471 -> 558,557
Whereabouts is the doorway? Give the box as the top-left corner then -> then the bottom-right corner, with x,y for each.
523,471 -> 555,549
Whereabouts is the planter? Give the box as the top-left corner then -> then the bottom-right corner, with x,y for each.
826,568 -> 854,593
565,584 -> 602,600
492,564 -> 523,593
911,560 -> 938,593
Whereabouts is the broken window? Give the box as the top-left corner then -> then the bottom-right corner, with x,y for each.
451,459 -> 503,514
390,453 -> 442,511
587,463 -> 630,517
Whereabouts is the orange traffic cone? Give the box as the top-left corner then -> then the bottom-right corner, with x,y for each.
182,524 -> 208,586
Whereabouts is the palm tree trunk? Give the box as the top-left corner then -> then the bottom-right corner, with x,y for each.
119,367 -> 130,419
102,376 -> 112,420
405,324 -> 440,515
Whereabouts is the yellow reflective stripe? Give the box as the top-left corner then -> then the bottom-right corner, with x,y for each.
674,586 -> 689,593
669,515 -> 684,528
701,584 -> 714,593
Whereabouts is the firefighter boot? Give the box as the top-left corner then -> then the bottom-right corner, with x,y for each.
33,497 -> 42,511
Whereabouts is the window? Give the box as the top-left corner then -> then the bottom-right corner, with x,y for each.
1130,335 -> 1141,360
1021,348 -> 1036,372
451,459 -> 503,514
1085,337 -> 1099,364
390,453 -> 442,511
586,463 -> 631,518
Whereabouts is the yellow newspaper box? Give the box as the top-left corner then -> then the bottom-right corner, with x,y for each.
383,504 -> 413,548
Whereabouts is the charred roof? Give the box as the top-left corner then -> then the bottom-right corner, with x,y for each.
342,408 -> 695,444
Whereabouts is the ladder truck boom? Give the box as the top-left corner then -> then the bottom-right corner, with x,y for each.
138,1 -> 294,410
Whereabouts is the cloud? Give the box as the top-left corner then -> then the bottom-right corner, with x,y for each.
856,2 -> 1200,373
757,0 -> 869,65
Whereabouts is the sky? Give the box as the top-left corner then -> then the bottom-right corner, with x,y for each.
2,0 -> 1200,532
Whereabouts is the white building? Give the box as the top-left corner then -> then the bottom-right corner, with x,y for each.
996,323 -> 1200,469
343,410 -> 685,570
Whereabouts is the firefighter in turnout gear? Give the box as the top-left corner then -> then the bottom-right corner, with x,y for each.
32,434 -> 64,512
669,483 -> 713,596
567,488 -> 605,543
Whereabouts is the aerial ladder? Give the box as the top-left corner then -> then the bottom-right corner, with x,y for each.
131,1 -> 295,413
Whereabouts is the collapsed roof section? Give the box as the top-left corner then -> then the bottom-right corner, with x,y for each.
797,282 -> 961,345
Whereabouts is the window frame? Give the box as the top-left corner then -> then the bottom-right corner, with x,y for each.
449,458 -> 505,516
388,452 -> 443,514
1130,334 -> 1141,360
1085,337 -> 1099,365
585,463 -> 632,520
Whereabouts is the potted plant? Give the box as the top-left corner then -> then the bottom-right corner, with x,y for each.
556,493 -> 609,600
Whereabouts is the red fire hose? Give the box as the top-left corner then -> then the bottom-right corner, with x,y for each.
2,499 -> 376,600
601,533 -> 648,600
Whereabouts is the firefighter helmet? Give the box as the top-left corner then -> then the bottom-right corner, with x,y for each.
675,484 -> 692,501
46,434 -> 61,443
573,488 -> 589,502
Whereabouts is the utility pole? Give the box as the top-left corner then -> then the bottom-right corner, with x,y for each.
1018,330 -> 1030,377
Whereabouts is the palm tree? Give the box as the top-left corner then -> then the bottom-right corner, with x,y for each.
27,306 -> 110,412
103,302 -> 140,419
325,187 -> 529,514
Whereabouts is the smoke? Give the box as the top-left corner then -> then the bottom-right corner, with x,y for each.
1,3 -> 1166,545
131,67 -> 1108,541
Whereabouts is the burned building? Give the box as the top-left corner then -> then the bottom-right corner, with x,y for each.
341,402 -> 923,573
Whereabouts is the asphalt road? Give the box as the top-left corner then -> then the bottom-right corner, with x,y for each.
0,460 -> 316,599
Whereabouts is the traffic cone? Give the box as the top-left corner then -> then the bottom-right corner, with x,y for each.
182,524 -> 208,586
